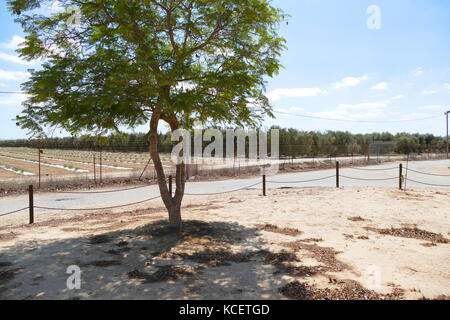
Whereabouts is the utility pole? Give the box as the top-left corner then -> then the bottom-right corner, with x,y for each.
446,111 -> 450,159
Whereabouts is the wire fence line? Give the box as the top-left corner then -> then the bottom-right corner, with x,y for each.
184,181 -> 262,196
406,168 -> 450,177
340,175 -> 398,181
0,182 -> 263,216
2,162 -> 450,221
267,175 -> 335,184
48,183 -> 154,194
34,195 -> 162,211
347,166 -> 399,171
404,178 -> 450,188
0,207 -> 29,217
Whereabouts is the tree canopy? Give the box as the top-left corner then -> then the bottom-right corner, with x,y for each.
9,0 -> 287,135
9,0 -> 287,229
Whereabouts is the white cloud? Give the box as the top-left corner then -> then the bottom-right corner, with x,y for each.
392,94 -> 405,100
419,105 -> 450,110
411,67 -> 424,77
0,52 -> 35,65
49,0 -> 66,13
420,90 -> 438,95
333,75 -> 369,89
1,35 -> 25,50
307,100 -> 390,120
444,83 -> 450,90
0,93 -> 28,106
288,106 -> 305,112
371,82 -> 391,90
0,69 -> 30,81
395,112 -> 433,121
336,100 -> 389,111
267,88 -> 328,102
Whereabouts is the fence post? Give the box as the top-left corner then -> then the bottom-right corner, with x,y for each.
93,154 -> 96,184
99,146 -> 103,183
37,139 -> 42,189
38,148 -> 41,189
169,175 -> 173,197
262,174 -> 266,196
336,161 -> 340,188
28,185 -> 34,224
399,163 -> 403,190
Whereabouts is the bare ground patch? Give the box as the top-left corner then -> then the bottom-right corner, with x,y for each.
89,234 -> 111,245
0,232 -> 17,242
279,279 -> 404,300
298,238 -> 323,243
0,268 -> 23,286
281,241 -> 350,273
0,261 -> 13,267
256,224 -> 303,237
82,260 -> 122,268
347,216 -> 368,222
176,248 -> 254,267
365,227 -> 449,245
260,250 -> 300,266
128,265 -> 202,283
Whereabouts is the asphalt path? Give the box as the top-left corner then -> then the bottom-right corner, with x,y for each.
1,159 -> 449,224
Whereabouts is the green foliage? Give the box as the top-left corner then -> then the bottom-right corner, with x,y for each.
8,0 -> 287,136
0,129 -> 446,156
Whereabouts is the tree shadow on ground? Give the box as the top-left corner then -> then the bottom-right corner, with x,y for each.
0,218 -> 416,300
0,219 -> 289,300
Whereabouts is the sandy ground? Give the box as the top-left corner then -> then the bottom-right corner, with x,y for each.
0,168 -> 24,179
0,151 -> 147,171
0,157 -> 71,176
0,187 -> 449,300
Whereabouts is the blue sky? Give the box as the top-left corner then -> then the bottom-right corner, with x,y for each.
0,0 -> 450,139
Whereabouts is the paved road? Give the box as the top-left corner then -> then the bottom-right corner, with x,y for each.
1,159 -> 449,224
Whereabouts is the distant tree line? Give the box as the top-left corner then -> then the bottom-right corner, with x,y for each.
0,127 -> 447,157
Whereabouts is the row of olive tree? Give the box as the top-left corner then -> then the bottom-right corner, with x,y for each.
1,129 -> 446,157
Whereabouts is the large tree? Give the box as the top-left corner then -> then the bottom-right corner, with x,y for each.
8,0 -> 287,229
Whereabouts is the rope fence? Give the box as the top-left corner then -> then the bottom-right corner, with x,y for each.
0,207 -> 29,217
405,168 -> 450,177
34,195 -> 162,211
184,181 -> 262,196
48,183 -> 154,194
347,166 -> 399,171
267,175 -> 335,184
340,175 -> 398,181
1,161 -> 450,225
403,178 -> 450,188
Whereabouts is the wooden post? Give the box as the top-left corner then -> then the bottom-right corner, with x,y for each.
93,154 -> 96,184
336,161 -> 340,188
36,138 -> 43,189
262,174 -> 266,196
99,146 -> 103,183
169,175 -> 173,197
399,163 -> 403,190
28,185 -> 34,224
38,148 -> 41,189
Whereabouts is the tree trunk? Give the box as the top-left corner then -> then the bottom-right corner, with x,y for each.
168,202 -> 182,227
148,107 -> 185,231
